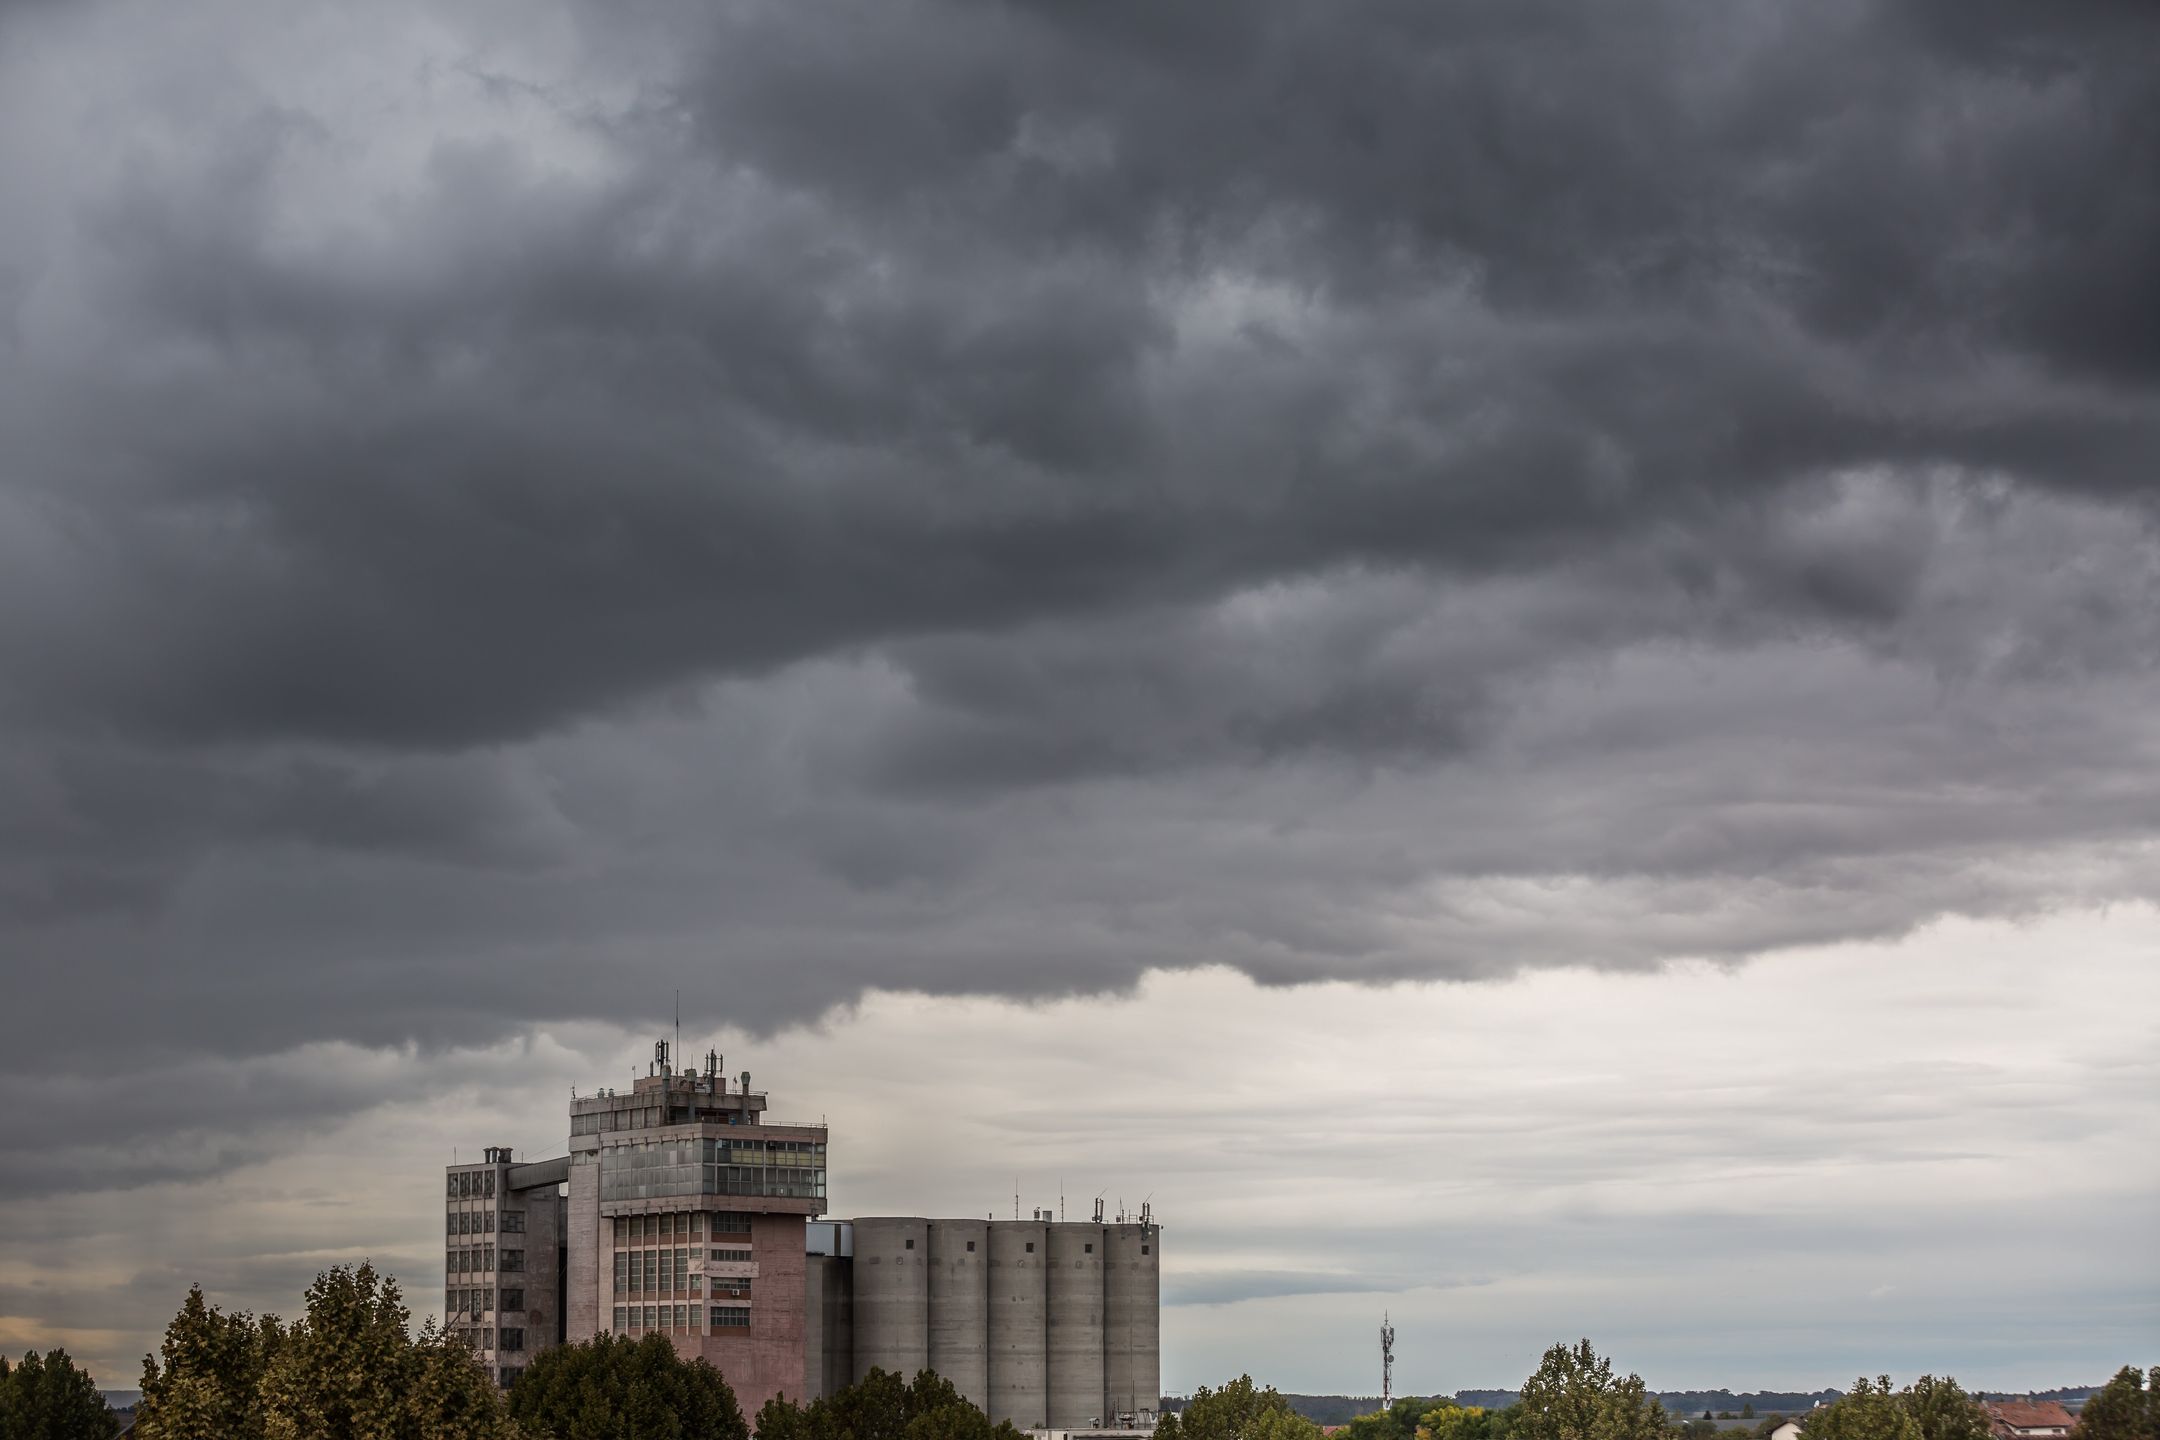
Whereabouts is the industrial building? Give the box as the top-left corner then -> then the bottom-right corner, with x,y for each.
447,1044 -> 1160,1430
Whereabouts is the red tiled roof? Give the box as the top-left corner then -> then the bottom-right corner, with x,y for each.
1984,1402 -> 2077,1431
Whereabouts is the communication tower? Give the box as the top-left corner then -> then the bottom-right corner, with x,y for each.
1381,1312 -> 1395,1413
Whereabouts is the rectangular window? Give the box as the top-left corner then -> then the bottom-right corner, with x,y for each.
484,1245 -> 496,1272
712,1212 -> 751,1234
448,1176 -> 460,1198
691,1212 -> 704,1238
1084,1243 -> 1093,1253
689,1274 -> 702,1297
674,1304 -> 687,1331
501,1249 -> 521,1272
483,1212 -> 495,1234
614,1306 -> 626,1333
643,1305 -> 656,1331
446,1215 -> 457,1236
905,1238 -> 914,1250
479,1290 -> 492,1314
502,1288 -> 523,1311
501,1210 -> 525,1233
660,1250 -> 673,1292
643,1215 -> 657,1240
484,1172 -> 496,1198
501,1327 -> 524,1353
710,1307 -> 749,1329
643,1251 -> 657,1292
482,1327 -> 493,1350
500,1367 -> 521,1388
615,1252 -> 629,1293
966,1241 -> 976,1252
1141,1245 -> 1149,1254
1025,1243 -> 1034,1253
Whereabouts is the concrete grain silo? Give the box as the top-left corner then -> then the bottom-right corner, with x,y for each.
1046,1221 -> 1106,1427
987,1219 -> 1048,1429
852,1217 -> 929,1384
928,1218 -> 990,1411
1102,1222 -> 1161,1420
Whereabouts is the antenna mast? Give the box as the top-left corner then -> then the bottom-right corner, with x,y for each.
1381,1312 -> 1395,1413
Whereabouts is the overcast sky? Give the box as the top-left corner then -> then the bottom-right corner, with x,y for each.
1,0 -> 2156,1402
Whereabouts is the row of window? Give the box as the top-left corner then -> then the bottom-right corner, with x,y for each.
447,1246 -> 523,1275
596,1142 -> 827,1204
611,1305 -> 751,1334
447,1172 -> 498,1199
447,1287 -> 523,1316
609,1211 -> 750,1244
448,1209 -> 525,1235
452,1327 -> 523,1352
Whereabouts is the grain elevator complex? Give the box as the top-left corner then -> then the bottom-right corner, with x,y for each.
445,1043 -> 1161,1431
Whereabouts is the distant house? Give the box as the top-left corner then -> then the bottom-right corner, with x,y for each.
1985,1402 -> 2077,1440
1766,1419 -> 1805,1440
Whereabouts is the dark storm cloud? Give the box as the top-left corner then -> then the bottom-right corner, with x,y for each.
0,0 -> 2157,1166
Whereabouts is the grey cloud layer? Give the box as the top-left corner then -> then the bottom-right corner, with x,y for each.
0,0 -> 2157,1113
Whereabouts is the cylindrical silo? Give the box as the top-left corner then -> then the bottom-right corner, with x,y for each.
928,1219 -> 990,1411
852,1217 -> 930,1384
987,1220 -> 1047,1430
1103,1222 -> 1161,1421
1046,1222 -> 1105,1428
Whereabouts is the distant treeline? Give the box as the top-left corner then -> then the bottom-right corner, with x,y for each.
1224,1389 -> 2103,1427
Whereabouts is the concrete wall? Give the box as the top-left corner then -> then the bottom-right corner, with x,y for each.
1046,1222 -> 1105,1428
1101,1223 -> 1159,1419
804,1254 -> 854,1400
565,1155 -> 603,1343
851,1218 -> 930,1385
928,1219 -> 990,1412
987,1220 -> 1048,1430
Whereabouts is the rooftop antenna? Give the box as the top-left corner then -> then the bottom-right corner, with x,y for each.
1381,1311 -> 1395,1414
1060,1180 -> 1065,1223
674,990 -> 681,1081
1014,1179 -> 1020,1221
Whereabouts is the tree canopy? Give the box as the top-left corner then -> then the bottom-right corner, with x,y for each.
2078,1368 -> 2160,1440
1511,1341 -> 1668,1440
134,1264 -> 508,1440
1805,1379 -> 1922,1440
135,1285 -> 285,1440
507,1332 -> 749,1440
0,1348 -> 119,1440
1158,1375 -> 1328,1440
754,1367 -> 1024,1440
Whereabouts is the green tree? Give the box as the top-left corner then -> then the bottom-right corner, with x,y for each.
0,1348 -> 120,1440
753,1369 -> 1022,1440
1418,1400 -> 1499,1440
1511,1341 -> 1668,1440
1807,1379 -> 1921,1440
1899,1376 -> 1987,1440
507,1332 -> 748,1440
1156,1377 -> 1326,1440
1745,1409 -> 1757,1421
135,1285 -> 285,1440
2077,1367 -> 2159,1440
258,1262 -> 511,1440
